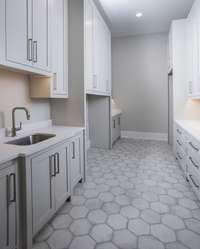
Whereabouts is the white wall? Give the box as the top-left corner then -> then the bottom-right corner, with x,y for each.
0,69 -> 50,128
112,33 -> 168,134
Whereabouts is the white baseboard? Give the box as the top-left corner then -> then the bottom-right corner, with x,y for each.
121,130 -> 168,141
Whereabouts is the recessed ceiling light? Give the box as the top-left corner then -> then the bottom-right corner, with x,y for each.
136,12 -> 143,18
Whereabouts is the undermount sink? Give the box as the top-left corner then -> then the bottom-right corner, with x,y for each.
5,133 -> 56,146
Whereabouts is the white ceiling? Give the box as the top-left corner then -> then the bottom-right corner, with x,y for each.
98,0 -> 195,37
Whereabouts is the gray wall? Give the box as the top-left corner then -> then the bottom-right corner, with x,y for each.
0,69 -> 50,128
112,33 -> 168,133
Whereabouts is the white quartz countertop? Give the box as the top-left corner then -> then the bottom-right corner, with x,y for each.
175,120 -> 200,141
112,108 -> 122,117
0,126 -> 84,165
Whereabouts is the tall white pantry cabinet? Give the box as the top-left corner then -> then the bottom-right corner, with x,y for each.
84,0 -> 112,96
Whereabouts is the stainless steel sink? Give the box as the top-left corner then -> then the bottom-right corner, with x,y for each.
5,133 -> 56,146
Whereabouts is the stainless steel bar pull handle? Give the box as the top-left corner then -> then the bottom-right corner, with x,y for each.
189,175 -> 199,189
33,41 -> 38,63
27,38 -> 32,61
9,173 -> 16,203
189,156 -> 199,169
50,155 -> 56,177
55,153 -> 60,175
72,142 -> 75,159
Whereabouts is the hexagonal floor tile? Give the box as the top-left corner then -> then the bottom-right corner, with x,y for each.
185,218 -> 200,234
107,214 -> 127,230
150,202 -> 169,214
111,186 -> 125,196
71,196 -> 86,206
151,224 -> 176,243
179,198 -> 199,210
70,219 -> 91,236
120,206 -> 140,219
162,214 -> 185,230
85,198 -> 103,210
166,242 -> 189,249
171,205 -> 192,219
70,206 -> 89,219
115,195 -> 130,206
159,195 -> 176,205
112,229 -> 137,249
177,230 -> 200,249
102,202 -> 120,215
90,224 -> 113,243
128,218 -> 150,235
138,235 -> 164,249
141,209 -> 161,224
51,214 -> 72,230
99,192 -> 114,202
47,230 -> 72,249
143,192 -> 158,202
69,236 -> 96,249
84,189 -> 99,199
88,209 -> 107,224
132,198 -> 149,210
96,242 -> 118,249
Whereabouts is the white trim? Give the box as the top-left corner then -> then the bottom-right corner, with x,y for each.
121,130 -> 168,141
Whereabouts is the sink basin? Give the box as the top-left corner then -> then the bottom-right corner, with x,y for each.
5,133 -> 56,146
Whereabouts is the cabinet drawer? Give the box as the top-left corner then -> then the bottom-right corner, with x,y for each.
176,147 -> 187,174
188,164 -> 200,200
187,153 -> 200,177
187,136 -> 200,156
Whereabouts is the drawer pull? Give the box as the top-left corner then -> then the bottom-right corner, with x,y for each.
189,156 -> 199,169
177,129 -> 182,135
189,174 -> 200,189
177,152 -> 182,160
177,139 -> 182,146
189,142 -> 199,152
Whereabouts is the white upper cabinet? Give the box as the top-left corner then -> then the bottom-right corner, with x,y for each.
0,0 -> 51,76
85,0 -> 111,96
5,0 -> 31,67
29,0 -> 68,99
186,3 -> 200,99
32,0 -> 50,71
168,27 -> 173,72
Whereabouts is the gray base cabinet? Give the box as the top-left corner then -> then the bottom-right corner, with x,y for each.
0,161 -> 19,249
30,142 -> 71,237
22,131 -> 85,249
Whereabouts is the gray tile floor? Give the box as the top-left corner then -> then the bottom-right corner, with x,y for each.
34,139 -> 200,249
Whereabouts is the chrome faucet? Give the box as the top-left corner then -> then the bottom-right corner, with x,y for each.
11,107 -> 31,137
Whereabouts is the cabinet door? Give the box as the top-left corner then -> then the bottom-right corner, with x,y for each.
93,9 -> 103,92
0,165 -> 17,249
51,0 -> 68,97
31,151 -> 54,235
54,144 -> 70,211
85,0 -> 94,91
5,0 -> 31,66
32,0 -> 50,71
104,27 -> 111,94
70,134 -> 83,189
